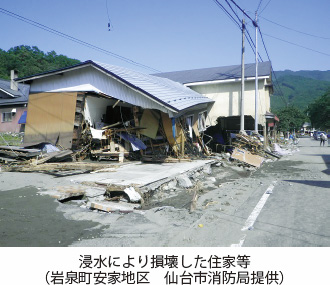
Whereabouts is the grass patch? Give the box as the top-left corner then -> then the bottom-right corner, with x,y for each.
0,133 -> 23,146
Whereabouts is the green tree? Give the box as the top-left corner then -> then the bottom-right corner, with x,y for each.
308,90 -> 330,130
0,45 -> 80,79
276,106 -> 307,132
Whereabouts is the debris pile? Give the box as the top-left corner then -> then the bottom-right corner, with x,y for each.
230,132 -> 281,168
0,142 -> 115,176
83,107 -> 211,163
233,133 -> 263,154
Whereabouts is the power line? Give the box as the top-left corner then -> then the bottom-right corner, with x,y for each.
257,26 -> 287,106
223,0 -> 263,62
212,0 -> 263,62
213,1 -> 286,106
262,32 -> 330,57
0,7 -> 161,73
256,0 -> 264,13
260,16 -> 330,40
259,0 -> 272,15
211,0 -> 241,29
229,0 -> 257,27
105,0 -> 113,31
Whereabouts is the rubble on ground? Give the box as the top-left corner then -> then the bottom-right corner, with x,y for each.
0,124 -> 298,215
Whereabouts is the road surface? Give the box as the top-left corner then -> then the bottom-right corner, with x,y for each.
0,137 -> 328,247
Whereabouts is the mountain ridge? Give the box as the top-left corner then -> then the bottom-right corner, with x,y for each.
271,70 -> 330,111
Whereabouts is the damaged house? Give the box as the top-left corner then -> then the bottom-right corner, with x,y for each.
16,60 -> 214,161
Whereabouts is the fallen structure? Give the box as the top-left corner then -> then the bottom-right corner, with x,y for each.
13,60 -> 214,163
0,61 -> 293,215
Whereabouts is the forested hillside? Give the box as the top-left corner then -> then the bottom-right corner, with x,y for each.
271,73 -> 330,111
0,45 -> 80,79
1,45 -> 329,115
276,70 -> 330,82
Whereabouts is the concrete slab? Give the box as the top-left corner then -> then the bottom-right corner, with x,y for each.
70,160 -> 214,191
86,200 -> 140,213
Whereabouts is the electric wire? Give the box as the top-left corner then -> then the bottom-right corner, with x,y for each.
260,16 -> 330,40
229,0 -> 257,26
223,0 -> 263,62
213,0 -> 286,107
256,0 -> 264,13
259,0 -> 272,15
212,0 -> 262,62
225,0 -> 263,62
258,26 -> 288,106
211,0 -> 241,30
262,32 -> 330,57
0,7 -> 161,73
105,0 -> 113,31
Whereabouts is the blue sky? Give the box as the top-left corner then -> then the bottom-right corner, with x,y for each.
1,0 -> 329,73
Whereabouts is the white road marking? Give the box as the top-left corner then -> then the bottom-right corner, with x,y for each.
231,180 -> 278,247
231,235 -> 246,247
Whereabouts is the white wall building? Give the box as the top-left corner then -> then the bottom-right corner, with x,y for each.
155,61 -> 273,131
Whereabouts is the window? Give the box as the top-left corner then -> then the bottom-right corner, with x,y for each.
1,112 -> 12,122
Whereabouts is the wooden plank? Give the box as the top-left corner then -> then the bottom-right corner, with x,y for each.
231,148 -> 264,168
0,156 -> 17,162
34,150 -> 73,165
0,146 -> 40,153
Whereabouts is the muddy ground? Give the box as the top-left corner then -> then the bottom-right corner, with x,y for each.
1,138 -> 328,247
0,156 -> 270,247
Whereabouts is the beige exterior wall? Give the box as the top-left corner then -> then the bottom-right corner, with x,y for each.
188,78 -> 271,127
24,92 -> 77,148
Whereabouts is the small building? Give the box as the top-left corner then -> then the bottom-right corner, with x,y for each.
155,61 -> 273,131
16,60 -> 214,158
301,122 -> 312,134
0,71 -> 30,133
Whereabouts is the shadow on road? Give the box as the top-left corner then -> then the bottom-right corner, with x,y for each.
284,180 -> 330,189
301,154 -> 330,175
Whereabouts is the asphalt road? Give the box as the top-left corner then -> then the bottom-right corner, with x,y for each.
0,137 -> 328,247
234,137 -> 330,247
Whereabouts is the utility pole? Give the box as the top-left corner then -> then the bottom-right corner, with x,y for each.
254,11 -> 259,133
240,18 -> 245,132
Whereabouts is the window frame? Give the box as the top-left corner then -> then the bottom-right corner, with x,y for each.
1,112 -> 13,123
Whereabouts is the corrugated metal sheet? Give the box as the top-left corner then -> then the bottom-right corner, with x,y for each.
17,60 -> 214,114
154,61 -> 272,84
93,61 -> 214,112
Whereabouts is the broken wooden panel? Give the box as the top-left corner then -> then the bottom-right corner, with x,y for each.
139,109 -> 160,139
231,148 -> 264,168
72,93 -> 86,149
161,113 -> 185,156
24,92 -> 77,149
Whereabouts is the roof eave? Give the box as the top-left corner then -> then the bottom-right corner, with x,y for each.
16,60 -> 181,113
0,87 -> 17,98
16,61 -> 94,83
184,75 -> 270,87
90,62 -> 180,113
